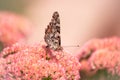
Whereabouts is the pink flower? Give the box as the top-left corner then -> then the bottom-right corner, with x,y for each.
77,37 -> 120,76
77,37 -> 120,60
89,49 -> 120,75
0,12 -> 32,48
0,42 -> 81,80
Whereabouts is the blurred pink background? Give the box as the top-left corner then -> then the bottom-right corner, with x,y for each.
0,0 -> 120,53
25,0 -> 120,53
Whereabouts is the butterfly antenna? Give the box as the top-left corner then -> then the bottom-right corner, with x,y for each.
62,45 -> 80,47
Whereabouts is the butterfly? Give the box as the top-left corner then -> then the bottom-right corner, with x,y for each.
44,11 -> 62,51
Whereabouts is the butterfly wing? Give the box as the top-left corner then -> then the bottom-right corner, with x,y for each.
44,11 -> 62,51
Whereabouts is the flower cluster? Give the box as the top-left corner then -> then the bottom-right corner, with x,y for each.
77,37 -> 120,59
77,37 -> 120,76
0,12 -> 32,49
0,42 -> 81,80
89,50 -> 120,76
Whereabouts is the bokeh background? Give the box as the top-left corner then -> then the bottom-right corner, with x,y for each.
0,0 -> 120,53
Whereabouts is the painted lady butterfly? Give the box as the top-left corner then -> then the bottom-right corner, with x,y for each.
44,11 -> 62,51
